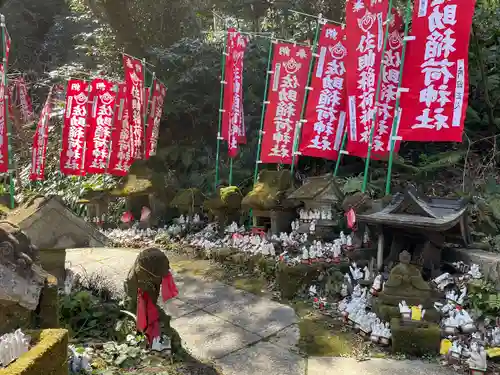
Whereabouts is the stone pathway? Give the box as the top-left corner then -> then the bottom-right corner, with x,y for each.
66,248 -> 455,375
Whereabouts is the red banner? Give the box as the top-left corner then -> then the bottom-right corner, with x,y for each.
84,79 -> 116,174
123,55 -> 145,159
30,87 -> 54,180
145,81 -> 167,159
108,83 -> 133,176
345,0 -> 388,158
7,80 -> 14,121
259,43 -> 312,164
17,77 -> 33,123
370,11 -> 403,158
0,65 -> 7,172
298,24 -> 347,160
221,28 -> 236,141
398,0 -> 475,142
60,79 -> 89,175
227,32 -> 249,158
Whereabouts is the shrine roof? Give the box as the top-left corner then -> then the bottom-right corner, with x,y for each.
287,174 -> 344,202
357,185 -> 468,230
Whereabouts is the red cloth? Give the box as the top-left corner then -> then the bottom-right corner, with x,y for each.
136,288 -> 160,346
161,272 -> 178,302
346,208 -> 356,229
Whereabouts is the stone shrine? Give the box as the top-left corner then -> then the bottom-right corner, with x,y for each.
287,174 -> 344,240
356,185 -> 470,276
242,170 -> 298,234
0,221 -> 59,334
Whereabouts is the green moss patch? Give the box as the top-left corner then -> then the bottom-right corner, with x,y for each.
298,314 -> 358,356
390,318 -> 441,357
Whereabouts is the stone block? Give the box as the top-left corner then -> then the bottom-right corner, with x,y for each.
0,329 -> 68,375
443,247 -> 500,289
8,196 -> 109,250
391,318 -> 440,356
38,249 -> 66,286
372,299 -> 440,323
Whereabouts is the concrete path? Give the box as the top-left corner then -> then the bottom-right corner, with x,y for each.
66,248 -> 454,375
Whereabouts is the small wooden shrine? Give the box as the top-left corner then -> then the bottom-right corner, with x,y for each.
242,170 -> 298,234
287,174 -> 344,239
357,185 -> 471,277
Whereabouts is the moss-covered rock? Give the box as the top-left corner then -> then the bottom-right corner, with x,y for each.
390,318 -> 440,356
372,299 -> 440,323
0,329 -> 68,375
242,170 -> 296,211
170,188 -> 204,214
276,262 -> 335,300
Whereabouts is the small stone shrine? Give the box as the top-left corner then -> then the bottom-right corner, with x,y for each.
7,195 -> 110,284
203,185 -> 242,226
242,170 -> 298,234
0,221 -> 59,334
287,174 -> 344,240
356,185 -> 470,276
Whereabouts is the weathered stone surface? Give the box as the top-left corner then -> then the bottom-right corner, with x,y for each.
267,324 -> 300,350
443,247 -> 500,289
215,341 -> 306,375
8,196 -> 109,250
307,357 -> 455,375
161,298 -> 200,319
172,309 -> 261,360
204,295 -> 298,337
175,276 -> 253,308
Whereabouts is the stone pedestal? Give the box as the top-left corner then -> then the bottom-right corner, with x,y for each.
390,318 -> 441,356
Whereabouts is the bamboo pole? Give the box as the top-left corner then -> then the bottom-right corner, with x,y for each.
253,37 -> 275,185
385,0 -> 412,195
0,16 -> 13,208
333,130 -> 348,176
360,0 -> 394,193
214,26 -> 228,192
290,15 -> 322,175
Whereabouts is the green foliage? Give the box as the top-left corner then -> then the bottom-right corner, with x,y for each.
467,279 -> 500,319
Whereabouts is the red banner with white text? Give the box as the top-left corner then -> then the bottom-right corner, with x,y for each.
108,83 -> 133,176
345,0 -> 388,158
221,28 -> 236,142
16,77 -> 34,123
60,79 -> 89,175
259,43 -> 312,164
397,0 -> 475,142
30,87 -> 55,180
84,79 -> 116,174
227,32 -> 249,158
0,65 -> 8,173
298,24 -> 347,160
145,81 -> 167,159
371,10 -> 403,158
123,55 -> 145,159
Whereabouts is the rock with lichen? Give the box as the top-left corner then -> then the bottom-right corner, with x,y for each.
242,170 -> 297,211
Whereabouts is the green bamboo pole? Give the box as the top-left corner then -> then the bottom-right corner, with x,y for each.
360,0 -> 394,193
290,15 -> 322,175
228,157 -> 233,185
385,0 -> 412,195
253,36 -> 275,186
1,16 -> 14,209
333,130 -> 348,176
214,26 -> 228,192
141,59 -> 152,158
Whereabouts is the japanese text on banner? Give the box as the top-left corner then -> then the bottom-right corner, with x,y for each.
228,33 -> 249,158
123,55 -> 145,158
17,77 -> 33,123
298,24 -> 347,161
60,79 -> 89,175
30,88 -> 54,180
345,0 -> 388,158
372,11 -> 403,158
259,43 -> 312,165
145,81 -> 167,159
398,0 -> 475,142
84,79 -> 116,174
108,83 -> 133,176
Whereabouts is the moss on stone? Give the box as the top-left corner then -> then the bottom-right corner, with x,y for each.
0,329 -> 68,375
170,188 -> 204,214
372,299 -> 440,323
242,170 -> 294,211
298,316 -> 356,356
111,175 -> 153,197
390,318 -> 441,357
